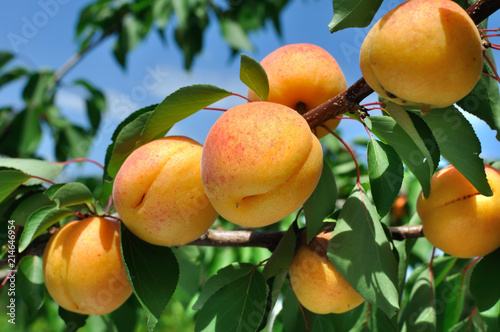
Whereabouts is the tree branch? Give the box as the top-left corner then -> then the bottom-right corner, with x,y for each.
302,0 -> 500,130
188,225 -> 424,251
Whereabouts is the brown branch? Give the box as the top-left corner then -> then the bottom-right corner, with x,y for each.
188,225 -> 424,251
302,0 -> 500,130
466,0 -> 500,24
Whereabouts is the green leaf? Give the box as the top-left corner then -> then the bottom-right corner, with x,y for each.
0,168 -> 31,203
240,54 -> 269,101
399,268 -> 436,332
55,125 -> 92,160
457,19 -> 500,141
479,299 -> 500,332
367,139 -> 404,217
113,15 -> 143,68
421,106 -> 492,196
140,84 -> 231,144
436,273 -> 466,331
0,67 -> 29,89
74,79 -> 106,131
193,263 -> 254,310
221,18 -> 253,51
0,158 -> 64,186
120,224 -> 179,331
304,161 -> 337,243
17,255 -> 45,315
195,269 -> 267,332
22,71 -> 55,108
58,307 -> 88,331
329,0 -> 383,33
44,183 -> 93,209
18,205 -> 74,252
10,190 -> 53,226
0,108 -> 42,157
470,247 -> 500,312
0,52 -> 14,69
367,115 -> 433,197
385,103 -> 440,173
262,222 -> 298,280
328,187 -> 399,317
104,105 -> 156,181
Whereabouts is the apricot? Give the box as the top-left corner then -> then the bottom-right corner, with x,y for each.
201,101 -> 323,227
248,43 -> 347,137
289,231 -> 365,314
417,165 -> 500,258
113,136 -> 218,246
360,0 -> 482,113
42,217 -> 132,315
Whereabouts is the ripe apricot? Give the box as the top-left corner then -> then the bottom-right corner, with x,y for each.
43,217 -> 132,315
113,136 -> 218,246
417,165 -> 500,258
248,43 -> 347,137
360,0 -> 482,113
289,231 -> 365,314
201,101 -> 323,227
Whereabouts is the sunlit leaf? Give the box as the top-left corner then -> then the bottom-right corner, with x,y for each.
240,54 -> 269,101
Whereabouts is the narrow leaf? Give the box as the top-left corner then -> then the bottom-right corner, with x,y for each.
329,0 -> 383,33
367,139 -> 404,217
399,268 -> 436,332
367,116 -> 433,197
140,84 -> 231,144
421,106 -> 492,196
221,18 -> 253,51
304,161 -> 337,243
457,18 -> 500,141
44,182 -> 93,208
262,222 -> 298,280
328,187 -> 400,317
17,256 -> 45,315
18,205 -> 74,252
120,224 -> 179,331
58,307 -> 88,331
385,103 -> 440,173
193,263 -> 254,310
0,158 -> 64,186
240,54 -> 269,101
0,168 -> 31,203
195,269 -> 267,332
470,247 -> 500,312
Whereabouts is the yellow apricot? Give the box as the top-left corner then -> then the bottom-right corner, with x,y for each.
289,231 -> 365,314
248,43 -> 347,137
360,0 -> 482,113
113,136 -> 218,246
43,217 -> 132,315
417,165 -> 500,258
201,102 -> 323,227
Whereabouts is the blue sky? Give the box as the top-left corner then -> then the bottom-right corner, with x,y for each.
1,0 -> 500,180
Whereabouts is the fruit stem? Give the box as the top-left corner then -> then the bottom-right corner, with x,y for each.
30,175 -> 56,185
56,158 -> 104,169
482,50 -> 500,83
203,107 -> 228,112
231,93 -> 252,103
481,33 -> 500,38
429,247 -> 436,308
466,307 -> 478,332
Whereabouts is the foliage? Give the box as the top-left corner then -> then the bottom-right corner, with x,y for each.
1,0 -> 500,331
